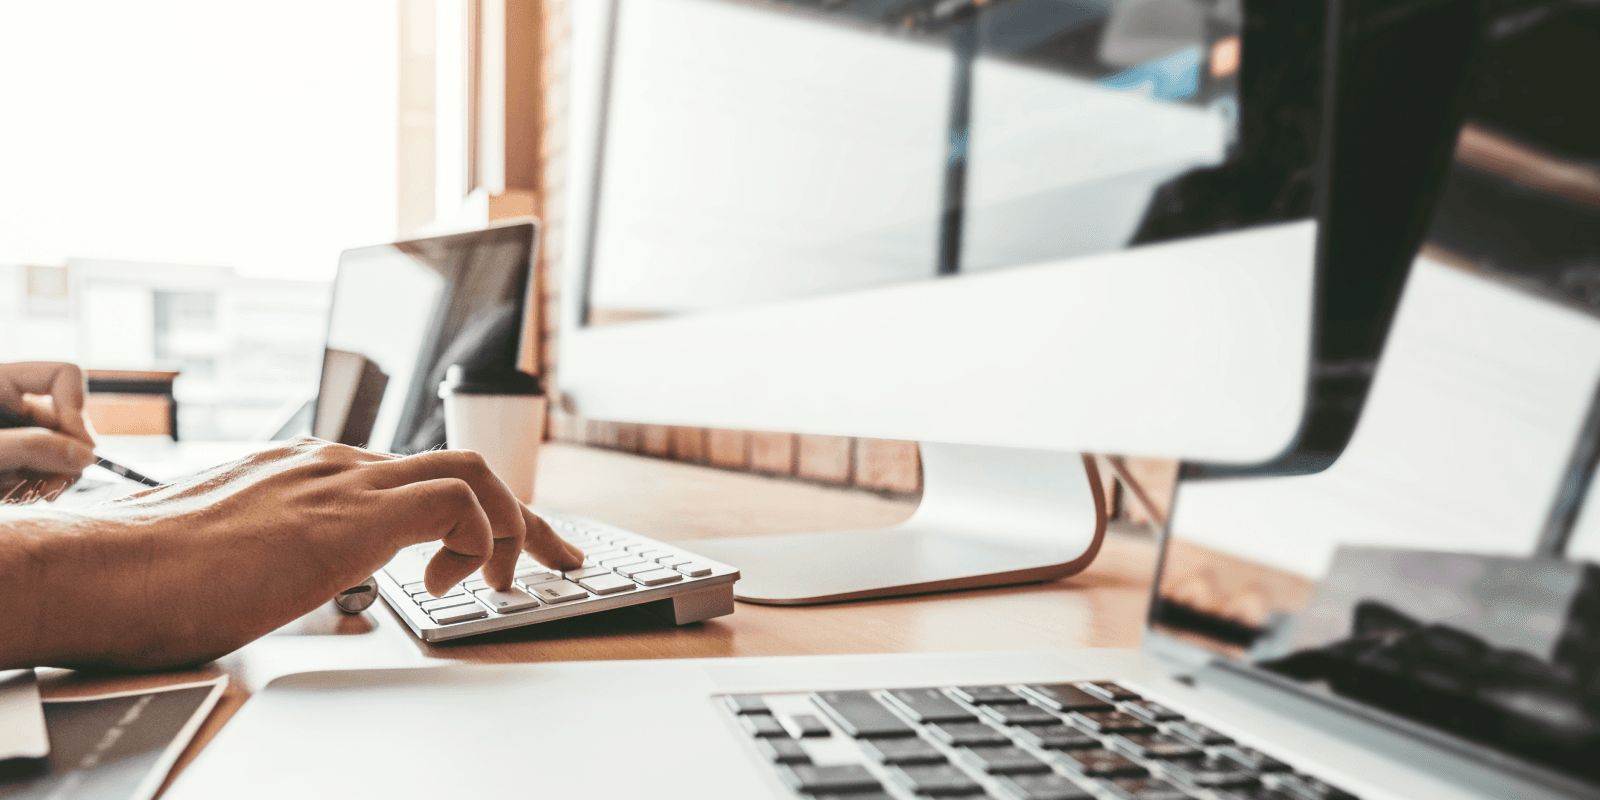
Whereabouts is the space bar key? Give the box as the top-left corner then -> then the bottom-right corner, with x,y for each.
810,691 -> 917,738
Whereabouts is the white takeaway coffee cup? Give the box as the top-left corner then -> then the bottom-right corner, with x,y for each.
438,365 -> 547,503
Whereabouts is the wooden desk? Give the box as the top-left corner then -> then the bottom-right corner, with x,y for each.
35,443 -> 1156,795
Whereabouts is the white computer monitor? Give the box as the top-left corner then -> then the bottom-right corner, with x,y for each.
554,0 -> 1472,604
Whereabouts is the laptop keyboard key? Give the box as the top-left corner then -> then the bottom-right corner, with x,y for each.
955,746 -> 1052,774
859,737 -> 948,765
1023,684 -> 1115,711
1166,721 -> 1233,745
724,694 -> 770,715
951,685 -> 1028,705
1013,725 -> 1100,750
1110,733 -> 1203,760
633,568 -> 684,586
739,714 -> 790,737
924,722 -> 1011,747
1123,700 -> 1184,723
1069,710 -> 1155,733
888,764 -> 987,796
886,688 -> 979,722
778,764 -> 882,794
980,703 -> 1062,726
519,571 -> 566,587
995,773 -> 1095,800
783,713 -> 831,738
576,573 -> 636,595
1220,746 -> 1291,772
1056,748 -> 1147,777
1080,681 -> 1141,701
1161,753 -> 1258,788
756,737 -> 811,764
673,562 -> 713,577
526,580 -> 588,604
1106,776 -> 1192,800
811,691 -> 917,738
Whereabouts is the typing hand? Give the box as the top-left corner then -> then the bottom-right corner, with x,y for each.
3,437 -> 583,669
0,362 -> 95,503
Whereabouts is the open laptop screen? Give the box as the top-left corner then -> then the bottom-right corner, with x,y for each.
318,223 -> 536,454
1155,4 -> 1600,787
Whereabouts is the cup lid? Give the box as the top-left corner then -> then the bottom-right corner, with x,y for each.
439,364 -> 543,396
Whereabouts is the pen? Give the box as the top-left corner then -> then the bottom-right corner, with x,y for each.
0,406 -> 164,488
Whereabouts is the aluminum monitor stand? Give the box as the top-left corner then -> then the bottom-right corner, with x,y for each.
679,443 -> 1107,605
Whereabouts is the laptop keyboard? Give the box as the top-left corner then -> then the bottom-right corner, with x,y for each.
377,510 -> 739,641
721,681 -> 1358,800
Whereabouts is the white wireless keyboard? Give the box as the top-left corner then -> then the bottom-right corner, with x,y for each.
377,508 -> 741,642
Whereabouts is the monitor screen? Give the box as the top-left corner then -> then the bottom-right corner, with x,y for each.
581,0 -> 1317,325
319,223 -> 536,454
1155,4 -> 1600,787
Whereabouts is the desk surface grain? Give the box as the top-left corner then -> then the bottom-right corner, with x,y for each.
39,443 -> 1156,795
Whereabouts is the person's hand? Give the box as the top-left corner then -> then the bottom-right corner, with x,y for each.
2,437 -> 583,669
0,362 -> 96,502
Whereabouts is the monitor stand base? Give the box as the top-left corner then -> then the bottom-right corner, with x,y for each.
678,443 -> 1107,606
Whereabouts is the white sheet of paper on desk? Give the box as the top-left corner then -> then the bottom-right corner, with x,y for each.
0,676 -> 227,800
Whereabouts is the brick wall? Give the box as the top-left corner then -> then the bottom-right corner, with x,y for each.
528,0 -> 1170,507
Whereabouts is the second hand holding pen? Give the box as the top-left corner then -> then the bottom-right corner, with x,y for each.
0,406 -> 164,488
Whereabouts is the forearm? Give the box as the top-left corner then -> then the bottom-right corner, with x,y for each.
0,508 -> 159,669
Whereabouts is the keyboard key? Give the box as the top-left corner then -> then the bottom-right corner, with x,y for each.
1218,746 -> 1291,773
979,703 -> 1061,727
419,596 -> 476,612
955,746 -> 1052,774
401,581 -> 431,596
615,561 -> 663,577
1106,776 -> 1192,800
995,773 -> 1095,800
462,578 -> 489,592
778,764 -> 882,794
632,568 -> 683,586
636,549 -> 674,560
1262,773 -> 1358,800
518,571 -> 565,586
576,573 -> 636,595
673,562 -> 712,577
888,764 -> 986,796
739,714 -> 789,738
1012,725 -> 1100,750
1068,710 -> 1154,734
859,737 -> 948,765
1080,681 -> 1141,701
411,586 -> 465,603
724,694 -> 770,715
1123,700 -> 1184,723
755,737 -> 811,764
1109,733 -> 1202,760
810,795 -> 893,800
783,713 -> 831,738
1166,722 -> 1233,745
624,543 -> 654,551
563,566 -> 612,580
1160,753 -> 1258,789
810,691 -> 917,738
885,688 -> 979,723
599,555 -> 646,568
526,580 -> 588,604
428,604 -> 487,624
924,722 -> 1011,747
951,685 -> 1028,705
1023,684 -> 1115,711
1055,748 -> 1147,777
473,587 -> 541,614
